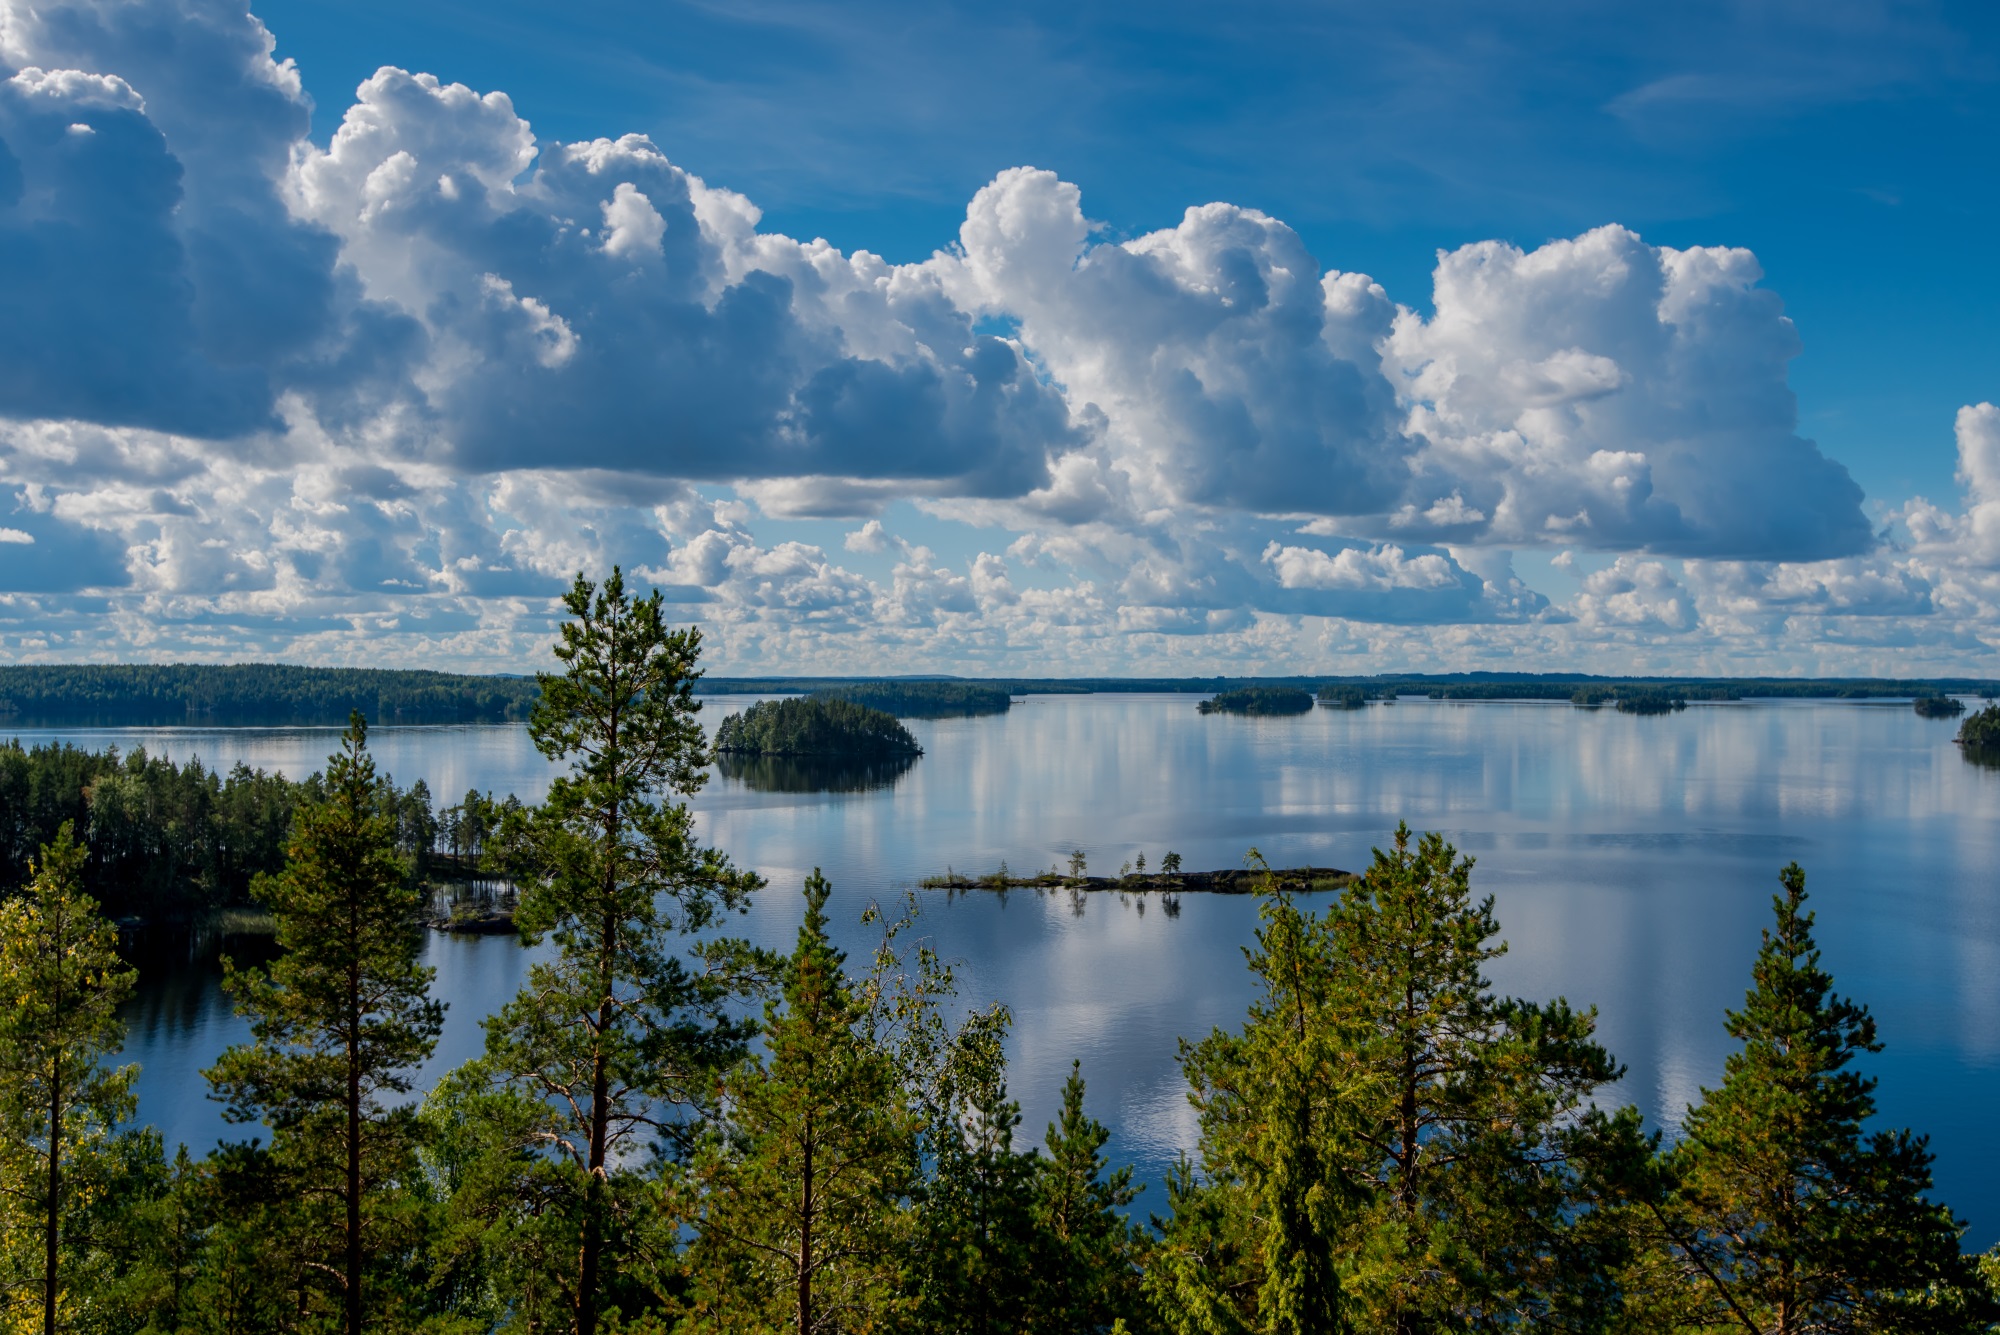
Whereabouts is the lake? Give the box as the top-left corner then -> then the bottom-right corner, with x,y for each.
17,693 -> 2000,1244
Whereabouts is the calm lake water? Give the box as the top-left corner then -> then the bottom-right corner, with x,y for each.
18,694 -> 2000,1244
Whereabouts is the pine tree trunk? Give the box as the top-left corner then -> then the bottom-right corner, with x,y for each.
577,918 -> 614,1335
797,1108 -> 814,1335
44,1060 -> 60,1335
578,678 -> 621,1335
347,947 -> 363,1335
43,902 -> 64,1335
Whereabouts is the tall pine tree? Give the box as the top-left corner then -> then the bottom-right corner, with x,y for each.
479,569 -> 762,1335
1629,863 -> 1992,1334
0,824 -> 136,1335
206,712 -> 444,1335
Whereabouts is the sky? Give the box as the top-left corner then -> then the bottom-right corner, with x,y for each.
1,0 -> 1998,675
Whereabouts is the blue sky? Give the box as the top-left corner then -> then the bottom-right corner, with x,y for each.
1,0 -> 1998,673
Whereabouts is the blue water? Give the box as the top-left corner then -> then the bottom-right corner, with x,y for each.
20,694 -> 2000,1243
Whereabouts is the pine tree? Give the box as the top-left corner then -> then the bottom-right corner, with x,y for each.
1032,1061 -> 1143,1334
1630,863 -> 1992,1334
1325,823 -> 1636,1332
1163,857 -> 1353,1335
681,871 -> 919,1334
477,569 -> 763,1334
205,712 -> 444,1335
1158,831 -> 1640,1335
0,824 -> 136,1335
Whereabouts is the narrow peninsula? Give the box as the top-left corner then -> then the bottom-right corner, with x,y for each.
715,696 -> 923,758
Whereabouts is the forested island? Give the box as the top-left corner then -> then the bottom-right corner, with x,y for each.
1959,704 -> 2000,752
0,663 -> 538,724
1,569 -> 1995,1335
1916,693 -> 1968,718
1198,685 -> 1314,715
715,695 -> 923,757
1317,684 -> 1368,708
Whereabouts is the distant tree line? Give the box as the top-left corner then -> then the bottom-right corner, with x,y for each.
0,664 -> 539,725
2,585 -> 1996,1334
815,681 -> 1014,718
701,673 -> 2000,701
716,696 -> 924,757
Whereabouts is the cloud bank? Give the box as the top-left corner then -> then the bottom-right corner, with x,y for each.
0,0 -> 1991,674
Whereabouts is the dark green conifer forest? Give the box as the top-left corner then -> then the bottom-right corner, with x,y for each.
0,576 -> 1994,1333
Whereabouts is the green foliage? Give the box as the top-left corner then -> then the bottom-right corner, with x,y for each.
0,737 -> 446,924
1315,686 -> 1367,709
1913,694 -> 1966,718
1198,688 -> 1315,717
1955,704 -> 2000,751
1615,689 -> 1688,715
715,696 -> 923,757
0,663 -> 538,725
203,713 -> 444,1335
815,681 -> 1014,718
1165,830 -> 1642,1334
0,823 -> 137,1335
1625,863 -> 1993,1333
474,569 -> 765,1335
1032,1062 -> 1147,1333
680,872 -> 920,1335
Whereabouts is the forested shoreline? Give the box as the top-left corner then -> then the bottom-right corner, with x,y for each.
0,665 -> 539,725
2,579 -> 1997,1334
0,738 -> 512,924
6,665 -> 1995,728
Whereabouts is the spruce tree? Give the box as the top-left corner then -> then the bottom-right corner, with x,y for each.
914,1067 -> 1038,1335
205,712 -> 443,1335
1631,863 -> 1991,1334
1032,1061 -> 1144,1334
0,824 -> 136,1335
477,569 -> 763,1335
1164,860 -> 1352,1335
681,871 -> 919,1334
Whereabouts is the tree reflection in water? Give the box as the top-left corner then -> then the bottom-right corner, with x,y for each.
716,752 -> 919,794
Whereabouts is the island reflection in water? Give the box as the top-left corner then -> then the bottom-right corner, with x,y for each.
716,751 -> 918,793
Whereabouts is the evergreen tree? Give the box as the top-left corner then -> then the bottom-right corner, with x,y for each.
1159,831 -> 1640,1335
1032,1061 -> 1144,1334
914,1066 -> 1037,1335
681,872 -> 919,1334
1628,863 -> 1992,1334
1162,858 -> 1352,1335
1324,824 -> 1637,1332
479,569 -> 762,1335
0,824 -> 136,1335
205,712 -> 444,1335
